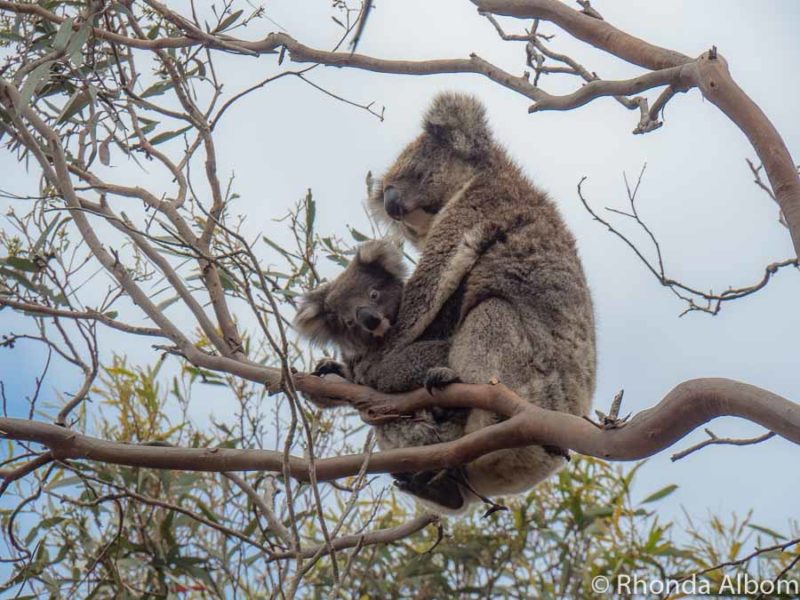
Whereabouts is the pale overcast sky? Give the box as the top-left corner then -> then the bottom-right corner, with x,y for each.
1,1 -> 798,535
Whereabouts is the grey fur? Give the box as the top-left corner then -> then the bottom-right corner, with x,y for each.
294,240 -> 472,511
364,91 -> 597,510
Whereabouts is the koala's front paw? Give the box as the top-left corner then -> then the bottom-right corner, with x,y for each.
312,358 -> 347,378
424,367 -> 461,395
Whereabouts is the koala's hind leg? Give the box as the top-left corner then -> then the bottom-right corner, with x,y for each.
394,467 -> 507,516
393,470 -> 465,511
449,298 -> 568,498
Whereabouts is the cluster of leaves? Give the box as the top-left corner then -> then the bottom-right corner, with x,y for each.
1,1 -> 798,598
4,354 -> 797,598
305,460 -> 799,599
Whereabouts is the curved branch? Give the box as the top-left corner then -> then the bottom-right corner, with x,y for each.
0,377 -> 797,483
474,0 -> 800,256
474,0 -> 692,70
4,1 -> 797,254
528,64 -> 692,113
692,52 -> 800,256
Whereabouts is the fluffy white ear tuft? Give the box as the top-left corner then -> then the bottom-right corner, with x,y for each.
355,240 -> 407,280
423,91 -> 491,161
294,283 -> 333,345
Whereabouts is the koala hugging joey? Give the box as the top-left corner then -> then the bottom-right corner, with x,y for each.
364,91 -> 597,511
295,239 -> 490,511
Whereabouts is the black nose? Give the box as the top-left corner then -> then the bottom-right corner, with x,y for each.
356,307 -> 382,331
383,186 -> 405,220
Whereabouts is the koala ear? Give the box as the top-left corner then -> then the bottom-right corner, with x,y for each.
423,92 -> 491,161
355,240 -> 407,280
294,283 -> 333,344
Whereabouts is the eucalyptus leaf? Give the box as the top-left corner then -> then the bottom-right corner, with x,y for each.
640,484 -> 678,504
215,9 -> 243,32
57,90 -> 91,123
20,62 -> 53,106
149,125 -> 191,146
52,17 -> 74,51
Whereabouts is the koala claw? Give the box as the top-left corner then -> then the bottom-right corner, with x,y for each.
312,358 -> 347,378
424,367 -> 461,395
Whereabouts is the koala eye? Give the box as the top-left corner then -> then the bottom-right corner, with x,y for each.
369,289 -> 380,301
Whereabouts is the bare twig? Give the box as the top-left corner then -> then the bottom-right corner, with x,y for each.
671,429 -> 775,462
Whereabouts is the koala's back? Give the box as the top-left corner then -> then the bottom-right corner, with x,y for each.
364,91 -> 596,506
399,156 -> 596,497
406,160 -> 596,411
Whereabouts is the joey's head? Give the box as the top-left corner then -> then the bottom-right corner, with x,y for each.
369,92 -> 493,248
294,240 -> 407,353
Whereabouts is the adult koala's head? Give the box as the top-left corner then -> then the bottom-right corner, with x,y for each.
369,92 -> 493,248
294,240 -> 407,353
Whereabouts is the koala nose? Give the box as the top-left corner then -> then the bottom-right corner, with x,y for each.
383,186 -> 405,220
355,307 -> 382,332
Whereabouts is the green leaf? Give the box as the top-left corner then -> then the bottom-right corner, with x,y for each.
0,30 -> 24,43
640,484 -> 678,504
349,227 -> 369,242
217,268 -> 238,291
141,79 -> 175,99
215,9 -> 243,32
582,505 -> 614,520
747,524 -> 787,540
20,62 -> 53,105
149,125 -> 191,146
192,498 -> 220,524
52,17 -> 74,50
0,267 -> 69,306
325,254 -> 348,268
305,189 -> 315,237
1,256 -> 38,272
104,310 -> 118,319
66,23 -> 90,66
156,295 -> 180,311
57,90 -> 91,123
32,215 -> 64,253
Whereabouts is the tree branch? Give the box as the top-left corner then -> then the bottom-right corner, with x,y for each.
473,0 -> 800,256
268,514 -> 439,562
0,298 -> 164,337
0,377 -> 797,482
528,64 -> 692,113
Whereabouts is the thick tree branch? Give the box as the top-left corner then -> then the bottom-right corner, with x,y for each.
474,0 -> 692,70
1,377 -> 797,482
3,1 -> 797,254
0,79 -> 283,388
0,452 -> 53,497
692,52 -> 800,256
528,64 -> 692,113
473,1 -> 800,255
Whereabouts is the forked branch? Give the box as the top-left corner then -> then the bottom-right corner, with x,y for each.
0,376 -> 797,483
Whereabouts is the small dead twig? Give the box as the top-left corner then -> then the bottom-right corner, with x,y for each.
671,429 -> 775,462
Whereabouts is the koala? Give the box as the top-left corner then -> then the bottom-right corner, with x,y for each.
294,240 -> 473,510
364,91 -> 597,511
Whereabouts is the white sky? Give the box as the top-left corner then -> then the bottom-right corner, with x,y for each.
1,0 -> 798,536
